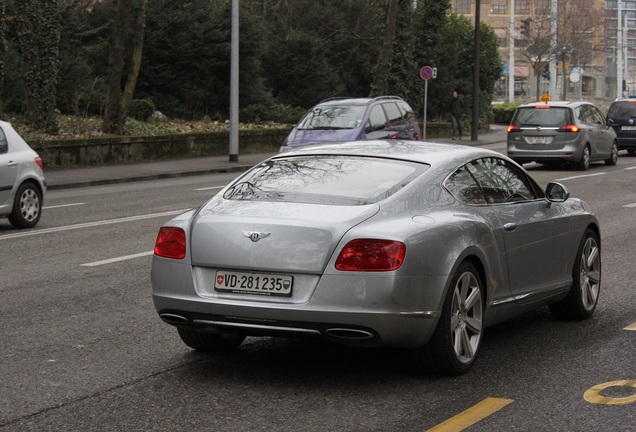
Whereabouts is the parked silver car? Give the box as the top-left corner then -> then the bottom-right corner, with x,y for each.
507,101 -> 618,170
151,141 -> 601,375
0,121 -> 46,228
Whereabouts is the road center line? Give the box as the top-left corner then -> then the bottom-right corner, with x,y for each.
0,209 -> 189,241
556,172 -> 606,181
43,202 -> 86,210
81,251 -> 154,267
425,397 -> 514,432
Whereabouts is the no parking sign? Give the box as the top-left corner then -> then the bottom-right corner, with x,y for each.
420,66 -> 437,138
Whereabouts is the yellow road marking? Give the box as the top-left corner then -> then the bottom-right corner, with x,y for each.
425,397 -> 514,432
624,322 -> 636,331
583,380 -> 636,405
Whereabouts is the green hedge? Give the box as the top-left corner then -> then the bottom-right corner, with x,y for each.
492,103 -> 521,124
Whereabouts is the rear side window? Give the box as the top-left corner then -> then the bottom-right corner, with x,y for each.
607,101 -> 636,118
397,101 -> 417,124
383,102 -> 404,127
222,156 -> 429,205
512,107 -> 570,128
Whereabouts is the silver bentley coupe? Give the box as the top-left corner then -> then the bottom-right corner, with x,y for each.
151,140 -> 601,375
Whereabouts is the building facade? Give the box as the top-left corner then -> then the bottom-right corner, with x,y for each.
452,0 -> 613,102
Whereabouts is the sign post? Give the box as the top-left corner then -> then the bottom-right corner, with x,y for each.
420,66 -> 436,139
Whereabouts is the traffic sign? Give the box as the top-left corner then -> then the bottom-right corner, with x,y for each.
420,66 -> 433,80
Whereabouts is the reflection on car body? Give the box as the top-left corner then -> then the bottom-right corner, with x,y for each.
152,140 -> 601,375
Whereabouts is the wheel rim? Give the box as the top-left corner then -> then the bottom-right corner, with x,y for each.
612,144 -> 618,164
450,271 -> 483,364
579,237 -> 601,311
581,147 -> 590,169
19,188 -> 40,222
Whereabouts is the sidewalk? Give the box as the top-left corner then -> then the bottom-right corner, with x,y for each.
45,124 -> 507,190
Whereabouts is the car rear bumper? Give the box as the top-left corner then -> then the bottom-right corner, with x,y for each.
153,296 -> 440,348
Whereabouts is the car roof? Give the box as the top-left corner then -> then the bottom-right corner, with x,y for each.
519,101 -> 590,109
272,140 -> 501,167
316,96 -> 404,106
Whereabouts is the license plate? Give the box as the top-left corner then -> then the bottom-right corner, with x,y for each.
215,270 -> 293,296
530,136 -> 546,144
622,126 -> 636,131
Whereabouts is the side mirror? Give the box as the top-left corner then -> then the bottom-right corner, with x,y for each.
606,118 -> 614,128
545,182 -> 570,206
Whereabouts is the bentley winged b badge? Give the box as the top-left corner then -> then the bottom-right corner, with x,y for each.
242,231 -> 271,243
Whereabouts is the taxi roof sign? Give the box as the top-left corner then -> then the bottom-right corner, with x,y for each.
540,94 -> 551,102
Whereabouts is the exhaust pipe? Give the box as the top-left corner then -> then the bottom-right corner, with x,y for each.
325,328 -> 375,340
160,313 -> 189,326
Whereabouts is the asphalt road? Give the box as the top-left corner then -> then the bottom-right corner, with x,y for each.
1,145 -> 635,431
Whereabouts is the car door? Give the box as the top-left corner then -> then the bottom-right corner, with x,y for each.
0,126 -> 17,209
466,157 -> 573,302
579,104 -> 613,159
587,105 -> 614,158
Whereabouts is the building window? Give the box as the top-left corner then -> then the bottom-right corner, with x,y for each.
515,0 -> 530,14
491,0 -> 507,14
455,0 -> 470,14
535,0 -> 550,15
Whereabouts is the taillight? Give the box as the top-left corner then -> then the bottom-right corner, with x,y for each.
154,227 -> 186,259
389,134 -> 398,139
507,125 -> 521,133
335,239 -> 406,271
558,125 -> 580,133
34,157 -> 44,171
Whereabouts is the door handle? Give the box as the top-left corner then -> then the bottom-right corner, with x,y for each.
504,223 -> 517,231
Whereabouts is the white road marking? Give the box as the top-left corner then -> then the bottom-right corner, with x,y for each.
624,203 -> 636,208
81,251 -> 154,267
625,166 -> 636,170
43,202 -> 86,210
0,209 -> 189,241
556,172 -> 606,181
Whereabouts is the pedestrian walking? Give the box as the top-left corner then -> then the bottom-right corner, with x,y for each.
449,90 -> 464,140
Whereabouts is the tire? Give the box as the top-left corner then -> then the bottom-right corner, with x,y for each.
576,145 -> 590,170
414,262 -> 484,375
8,182 -> 42,229
605,142 -> 618,166
548,229 -> 601,320
177,328 -> 245,352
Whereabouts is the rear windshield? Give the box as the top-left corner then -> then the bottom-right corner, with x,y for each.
512,107 -> 570,128
296,105 -> 367,130
607,101 -> 636,118
223,155 -> 429,205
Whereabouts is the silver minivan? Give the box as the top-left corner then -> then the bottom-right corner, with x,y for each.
0,121 -> 46,228
507,101 -> 618,170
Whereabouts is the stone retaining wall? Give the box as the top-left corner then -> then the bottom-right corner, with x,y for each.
31,123 -> 453,169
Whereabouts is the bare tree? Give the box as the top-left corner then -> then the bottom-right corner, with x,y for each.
103,0 -> 148,134
370,0 -> 399,96
518,0 -> 604,100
